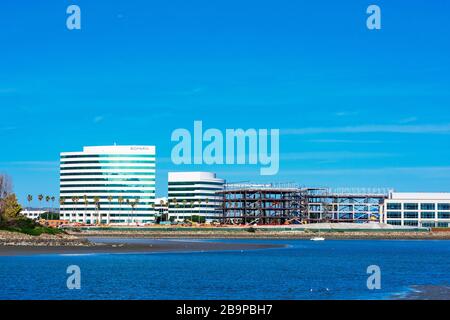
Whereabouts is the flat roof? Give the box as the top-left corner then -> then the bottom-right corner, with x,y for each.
389,192 -> 450,200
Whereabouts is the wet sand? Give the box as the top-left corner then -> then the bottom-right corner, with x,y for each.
394,285 -> 450,300
0,240 -> 284,256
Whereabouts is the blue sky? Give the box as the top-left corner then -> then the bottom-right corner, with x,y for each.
1,0 -> 450,206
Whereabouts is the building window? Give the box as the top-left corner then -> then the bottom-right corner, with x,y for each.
421,221 -> 436,228
421,203 -> 436,211
404,220 -> 418,226
438,212 -> 450,219
404,212 -> 419,219
437,222 -> 449,228
387,203 -> 401,210
386,220 -> 401,226
421,212 -> 436,219
438,203 -> 450,211
387,212 -> 401,219
404,203 -> 419,210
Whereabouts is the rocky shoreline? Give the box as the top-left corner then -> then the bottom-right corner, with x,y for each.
0,230 -> 91,247
2,228 -> 450,248
69,229 -> 450,240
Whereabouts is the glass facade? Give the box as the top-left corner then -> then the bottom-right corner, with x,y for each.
59,146 -> 156,225
385,195 -> 450,228
168,172 -> 224,222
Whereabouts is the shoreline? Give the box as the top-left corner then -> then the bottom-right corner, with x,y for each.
392,285 -> 450,300
0,239 -> 284,256
67,230 -> 450,240
2,228 -> 450,256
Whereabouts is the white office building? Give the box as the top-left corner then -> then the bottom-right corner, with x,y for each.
168,172 -> 224,222
154,197 -> 169,219
59,145 -> 156,225
384,192 -> 450,228
20,209 -> 46,220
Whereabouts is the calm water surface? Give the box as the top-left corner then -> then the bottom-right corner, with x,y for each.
0,239 -> 449,300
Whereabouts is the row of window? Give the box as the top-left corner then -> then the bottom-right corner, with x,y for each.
61,172 -> 155,176
62,213 -> 155,217
60,190 -> 155,194
61,160 -> 155,164
61,154 -> 155,159
168,187 -> 223,192
386,220 -> 450,228
66,220 -> 154,223
387,212 -> 450,219
60,166 -> 155,170
387,203 -> 450,210
60,184 -> 155,188
168,181 -> 224,186
61,196 -> 154,201
60,178 -> 155,182
60,208 -> 154,212
168,193 -> 222,197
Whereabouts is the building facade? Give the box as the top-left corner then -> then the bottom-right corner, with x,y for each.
307,188 -> 388,223
59,145 -> 156,225
168,172 -> 224,222
384,192 -> 450,228
20,209 -> 46,220
219,185 -> 388,224
154,197 -> 169,221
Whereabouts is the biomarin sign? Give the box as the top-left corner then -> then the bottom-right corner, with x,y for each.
171,121 -> 280,175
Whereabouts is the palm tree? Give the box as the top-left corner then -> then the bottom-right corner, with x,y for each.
51,196 -> 55,214
73,196 -> 80,221
83,195 -> 88,224
126,199 -> 130,225
173,198 -> 178,208
118,196 -> 124,224
27,194 -> 33,209
59,197 -> 65,220
38,194 -> 44,212
93,196 -> 100,225
45,195 -> 50,219
131,198 -> 139,225
107,195 -> 113,225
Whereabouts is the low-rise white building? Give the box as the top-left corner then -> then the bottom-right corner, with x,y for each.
20,209 -> 46,220
168,172 -> 224,222
384,192 -> 450,228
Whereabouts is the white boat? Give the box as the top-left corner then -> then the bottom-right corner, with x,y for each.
310,236 -> 325,241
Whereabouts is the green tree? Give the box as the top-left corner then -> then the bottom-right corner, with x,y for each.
107,195 -> 113,225
51,196 -> 55,213
38,194 -> 44,209
1,194 -> 22,220
83,195 -> 88,223
93,196 -> 100,224
132,198 -> 139,224
27,194 -> 33,208
45,195 -> 51,219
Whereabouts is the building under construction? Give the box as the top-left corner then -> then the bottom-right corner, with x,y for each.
218,184 -> 389,225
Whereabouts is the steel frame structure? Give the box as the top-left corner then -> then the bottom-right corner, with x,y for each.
217,187 -> 310,225
218,185 -> 388,225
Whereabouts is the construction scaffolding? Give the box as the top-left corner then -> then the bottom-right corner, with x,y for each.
307,188 -> 389,223
217,184 -> 310,225
218,184 -> 389,225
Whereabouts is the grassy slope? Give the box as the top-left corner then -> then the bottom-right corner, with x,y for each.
0,217 -> 63,236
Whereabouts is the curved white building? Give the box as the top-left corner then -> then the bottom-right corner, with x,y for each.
168,172 -> 224,222
59,145 -> 156,225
